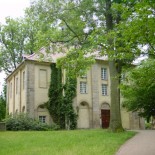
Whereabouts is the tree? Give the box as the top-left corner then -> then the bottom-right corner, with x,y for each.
0,18 -> 27,73
110,0 -> 155,58
121,59 -> 155,122
26,0 -> 125,132
0,83 -> 6,121
26,0 -> 155,131
0,16 -> 39,74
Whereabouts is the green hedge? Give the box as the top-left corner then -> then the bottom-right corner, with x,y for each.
4,114 -> 60,131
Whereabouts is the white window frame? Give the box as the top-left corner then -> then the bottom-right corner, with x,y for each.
101,68 -> 107,80
80,82 -> 87,94
102,84 -> 108,96
39,116 -> 46,123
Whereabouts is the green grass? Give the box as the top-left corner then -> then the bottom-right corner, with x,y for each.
0,129 -> 136,155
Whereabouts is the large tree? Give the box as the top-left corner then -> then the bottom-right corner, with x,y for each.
26,0 -> 125,131
121,59 -> 155,122
110,0 -> 155,58
0,16 -> 39,74
26,0 -> 155,131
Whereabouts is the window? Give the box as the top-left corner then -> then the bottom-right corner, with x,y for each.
39,116 -> 46,123
16,77 -> 18,94
101,68 -> 107,80
23,71 -> 25,90
80,82 -> 87,94
10,83 -> 12,98
102,84 -> 107,96
39,69 -> 47,88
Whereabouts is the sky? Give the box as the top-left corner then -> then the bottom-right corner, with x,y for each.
0,0 -> 30,93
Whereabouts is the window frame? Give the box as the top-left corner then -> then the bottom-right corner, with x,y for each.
101,68 -> 108,80
102,84 -> 108,96
39,116 -> 46,123
80,81 -> 87,94
39,69 -> 47,88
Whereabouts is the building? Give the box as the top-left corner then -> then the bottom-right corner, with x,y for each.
6,50 -> 145,129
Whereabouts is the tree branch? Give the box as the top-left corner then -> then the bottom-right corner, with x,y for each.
61,18 -> 82,44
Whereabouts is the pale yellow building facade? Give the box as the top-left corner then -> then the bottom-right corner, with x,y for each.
6,53 -> 145,129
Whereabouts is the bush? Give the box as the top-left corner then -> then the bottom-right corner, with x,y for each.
4,114 -> 59,131
145,122 -> 152,129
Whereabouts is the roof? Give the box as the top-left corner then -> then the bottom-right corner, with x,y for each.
22,48 -> 108,63
7,48 -> 108,80
22,47 -> 65,63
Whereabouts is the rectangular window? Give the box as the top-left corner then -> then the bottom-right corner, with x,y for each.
16,77 -> 18,94
10,83 -> 12,98
80,82 -> 87,94
102,84 -> 107,96
23,71 -> 25,90
39,69 -> 47,88
101,68 -> 107,80
39,116 -> 46,123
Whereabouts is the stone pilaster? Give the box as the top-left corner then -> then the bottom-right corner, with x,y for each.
26,62 -> 35,118
91,64 -> 100,128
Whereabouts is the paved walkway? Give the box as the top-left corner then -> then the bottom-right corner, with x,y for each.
116,130 -> 155,155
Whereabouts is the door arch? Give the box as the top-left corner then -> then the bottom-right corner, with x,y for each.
101,103 -> 110,128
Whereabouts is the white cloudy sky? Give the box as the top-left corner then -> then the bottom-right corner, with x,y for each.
0,0 -> 30,24
0,0 -> 30,93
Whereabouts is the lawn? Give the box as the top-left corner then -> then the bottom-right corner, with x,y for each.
0,129 -> 135,155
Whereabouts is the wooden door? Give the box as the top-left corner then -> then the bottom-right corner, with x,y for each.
101,109 -> 110,128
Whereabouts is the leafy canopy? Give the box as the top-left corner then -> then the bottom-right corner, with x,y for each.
121,59 -> 155,120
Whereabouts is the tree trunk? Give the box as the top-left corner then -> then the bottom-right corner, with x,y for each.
105,0 -> 123,132
109,61 -> 123,131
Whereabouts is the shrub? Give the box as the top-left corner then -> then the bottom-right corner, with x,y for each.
4,114 -> 59,131
145,122 -> 152,129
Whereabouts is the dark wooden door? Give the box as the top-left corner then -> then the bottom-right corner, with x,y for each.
101,109 -> 110,128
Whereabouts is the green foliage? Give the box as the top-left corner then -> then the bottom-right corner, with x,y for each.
57,49 -> 95,78
0,16 -> 38,74
47,63 -> 65,129
111,1 -> 155,58
0,95 -> 6,121
4,113 -> 58,131
47,63 -> 77,129
63,74 -> 77,129
121,59 -> 155,120
0,83 -> 6,121
145,122 -> 152,130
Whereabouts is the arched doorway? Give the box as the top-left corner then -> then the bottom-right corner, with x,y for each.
101,103 -> 110,128
78,102 -> 90,128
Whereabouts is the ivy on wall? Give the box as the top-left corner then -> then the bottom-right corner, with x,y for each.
47,63 -> 77,129
63,76 -> 77,129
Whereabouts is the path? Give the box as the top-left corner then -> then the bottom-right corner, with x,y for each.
116,130 -> 155,155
